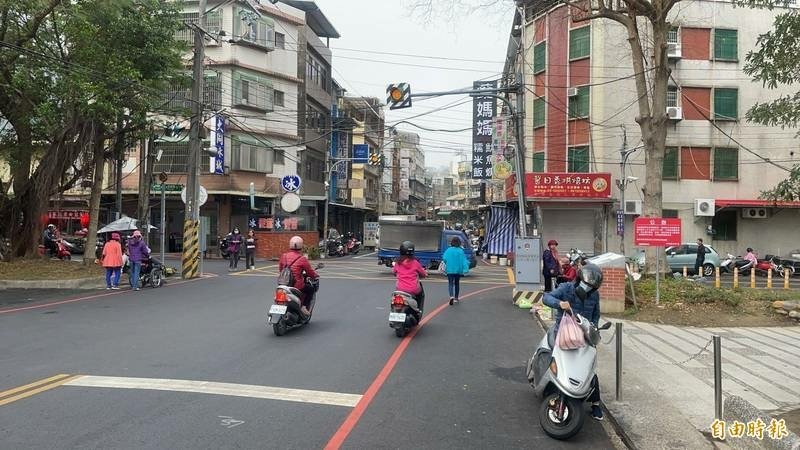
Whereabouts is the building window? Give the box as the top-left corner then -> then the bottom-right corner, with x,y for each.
176,11 -> 221,43
712,210 -> 737,241
568,146 -> 590,172
533,42 -> 546,74
666,86 -> 678,108
231,137 -> 274,173
663,209 -> 679,218
274,90 -> 284,107
306,55 -> 328,91
667,27 -> 679,44
234,8 -> 274,49
532,152 -> 545,172
568,86 -> 590,119
680,147 -> 711,180
533,97 -> 546,128
275,149 -> 285,165
233,71 -> 273,111
305,106 -> 326,132
569,26 -> 590,60
663,146 -> 678,179
714,29 -> 738,61
714,88 -> 738,120
275,32 -> 285,49
714,147 -> 738,180
152,142 -> 190,173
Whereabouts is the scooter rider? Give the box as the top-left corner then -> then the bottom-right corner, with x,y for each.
278,236 -> 319,316
393,240 -> 427,314
43,224 -> 57,256
542,263 -> 604,421
742,247 -> 757,272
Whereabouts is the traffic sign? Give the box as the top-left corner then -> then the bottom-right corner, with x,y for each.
152,183 -> 183,192
386,83 -> 412,110
181,185 -> 208,207
353,144 -> 369,164
280,192 -> 301,213
281,175 -> 301,193
634,217 -> 681,247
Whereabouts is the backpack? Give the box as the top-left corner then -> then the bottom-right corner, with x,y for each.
277,254 -> 302,286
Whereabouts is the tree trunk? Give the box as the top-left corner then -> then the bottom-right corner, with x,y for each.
83,124 -> 106,265
136,134 -> 154,245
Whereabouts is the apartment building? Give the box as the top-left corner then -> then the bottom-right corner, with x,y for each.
503,0 -> 800,256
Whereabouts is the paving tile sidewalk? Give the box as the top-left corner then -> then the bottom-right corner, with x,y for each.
535,310 -> 800,448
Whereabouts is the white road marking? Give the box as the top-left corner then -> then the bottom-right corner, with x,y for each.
64,375 -> 362,408
353,251 -> 376,259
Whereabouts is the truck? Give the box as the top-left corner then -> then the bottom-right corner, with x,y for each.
377,219 -> 477,269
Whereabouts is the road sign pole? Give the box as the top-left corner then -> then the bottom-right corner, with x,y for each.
160,183 -> 166,263
656,246 -> 661,305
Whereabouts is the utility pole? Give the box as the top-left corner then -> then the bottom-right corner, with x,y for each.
114,115 -> 125,220
182,0 -> 206,279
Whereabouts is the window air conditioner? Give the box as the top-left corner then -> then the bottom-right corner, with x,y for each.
667,42 -> 682,59
741,208 -> 769,219
624,200 -> 642,215
666,107 -> 683,120
694,198 -> 715,217
567,87 -> 579,97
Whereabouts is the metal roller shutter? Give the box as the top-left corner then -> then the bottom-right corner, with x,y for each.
541,209 -> 596,255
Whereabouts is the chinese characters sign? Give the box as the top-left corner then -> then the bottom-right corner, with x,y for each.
213,115 -> 225,174
48,210 -> 89,220
710,418 -> 790,441
491,115 -> 514,180
505,172 -> 612,199
248,216 -> 299,231
472,80 -> 497,180
634,217 -> 682,247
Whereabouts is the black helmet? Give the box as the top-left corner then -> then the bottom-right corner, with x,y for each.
575,263 -> 604,301
399,240 -> 415,256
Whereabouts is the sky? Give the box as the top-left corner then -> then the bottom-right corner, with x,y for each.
295,0 -> 514,170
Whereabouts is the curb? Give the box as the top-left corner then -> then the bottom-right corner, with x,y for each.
0,277 -> 104,290
722,395 -> 800,450
530,310 -> 635,450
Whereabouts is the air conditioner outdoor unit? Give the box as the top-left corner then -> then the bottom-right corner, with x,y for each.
694,198 -> 716,217
667,42 -> 682,59
741,208 -> 769,219
624,200 -> 642,215
667,107 -> 683,120
567,87 -> 579,97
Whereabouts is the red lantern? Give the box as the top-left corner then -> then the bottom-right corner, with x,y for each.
80,213 -> 90,228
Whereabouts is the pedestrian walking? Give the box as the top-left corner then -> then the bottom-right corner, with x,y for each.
442,236 -> 470,305
127,230 -> 149,291
542,239 -> 561,292
245,229 -> 257,270
101,232 -> 123,290
228,227 -> 242,271
695,238 -> 706,276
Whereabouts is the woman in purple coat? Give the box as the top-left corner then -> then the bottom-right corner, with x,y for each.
228,227 -> 243,271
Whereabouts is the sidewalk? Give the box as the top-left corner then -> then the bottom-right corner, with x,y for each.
535,311 -> 800,449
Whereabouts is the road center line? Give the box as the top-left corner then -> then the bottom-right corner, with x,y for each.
324,284 -> 509,449
0,374 -> 79,407
63,375 -> 362,408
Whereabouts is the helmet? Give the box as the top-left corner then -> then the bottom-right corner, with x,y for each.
289,235 -> 304,250
746,247 -> 753,253
133,230 -> 142,238
575,263 -> 603,301
399,240 -> 415,256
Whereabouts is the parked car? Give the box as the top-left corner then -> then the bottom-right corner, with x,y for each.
635,243 -> 721,277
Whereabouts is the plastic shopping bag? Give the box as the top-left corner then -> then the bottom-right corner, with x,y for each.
437,261 -> 446,274
557,313 -> 585,350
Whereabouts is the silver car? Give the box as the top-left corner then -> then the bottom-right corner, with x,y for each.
635,243 -> 720,277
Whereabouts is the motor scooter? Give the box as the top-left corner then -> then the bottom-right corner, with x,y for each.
39,239 -> 74,260
268,263 -> 324,336
388,285 -> 424,338
526,312 -> 612,440
344,232 -> 361,255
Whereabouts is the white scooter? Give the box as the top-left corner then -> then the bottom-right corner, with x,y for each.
527,312 -> 612,440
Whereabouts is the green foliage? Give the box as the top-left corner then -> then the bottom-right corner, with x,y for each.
305,245 -> 321,260
627,277 -> 800,308
760,164 -> 800,200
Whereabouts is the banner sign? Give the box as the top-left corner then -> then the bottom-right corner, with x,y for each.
472,80 -> 497,179
248,216 -> 299,231
48,210 -> 88,220
634,217 -> 682,247
616,210 -> 624,236
505,173 -> 612,199
214,115 -> 225,174
491,115 -> 514,180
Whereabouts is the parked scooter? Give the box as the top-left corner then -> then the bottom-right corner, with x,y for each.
39,239 -> 74,260
527,312 -> 612,440
388,285 -> 424,338
268,263 -> 324,336
326,238 -> 345,257
344,232 -> 361,255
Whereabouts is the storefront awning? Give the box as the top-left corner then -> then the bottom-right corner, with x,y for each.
437,211 -> 452,216
329,202 -> 372,211
716,199 -> 800,208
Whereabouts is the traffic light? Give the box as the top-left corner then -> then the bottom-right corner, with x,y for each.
369,152 -> 379,166
386,83 -> 412,110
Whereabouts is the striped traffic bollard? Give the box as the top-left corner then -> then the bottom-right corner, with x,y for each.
785,269 -> 791,290
733,268 -> 739,289
182,219 -> 200,279
767,268 -> 773,289
750,269 -> 756,289
715,266 -> 720,288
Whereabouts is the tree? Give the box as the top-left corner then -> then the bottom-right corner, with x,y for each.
739,1 -> 800,201
0,0 -> 185,258
410,0 -> 675,272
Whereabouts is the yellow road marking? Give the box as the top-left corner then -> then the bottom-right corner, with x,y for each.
0,374 -> 80,407
507,268 -> 515,285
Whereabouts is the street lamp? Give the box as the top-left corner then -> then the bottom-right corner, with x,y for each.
616,143 -> 643,256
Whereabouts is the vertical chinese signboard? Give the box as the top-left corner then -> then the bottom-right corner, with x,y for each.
211,115 -> 225,174
472,80 -> 496,180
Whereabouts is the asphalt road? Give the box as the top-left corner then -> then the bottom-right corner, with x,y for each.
0,255 -> 613,449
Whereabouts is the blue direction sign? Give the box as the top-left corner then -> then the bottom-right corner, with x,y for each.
353,144 -> 369,164
281,174 -> 302,193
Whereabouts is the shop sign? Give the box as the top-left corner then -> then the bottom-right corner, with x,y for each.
48,210 -> 88,220
471,80 -> 497,180
248,216 -> 299,231
505,173 -> 612,199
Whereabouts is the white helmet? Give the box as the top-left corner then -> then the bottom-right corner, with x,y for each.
289,235 -> 304,250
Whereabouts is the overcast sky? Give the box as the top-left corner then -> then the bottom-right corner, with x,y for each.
301,0 -> 514,170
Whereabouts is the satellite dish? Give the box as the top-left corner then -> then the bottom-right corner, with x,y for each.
280,192 -> 301,213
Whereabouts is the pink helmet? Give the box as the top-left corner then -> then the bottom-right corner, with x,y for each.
133,230 -> 142,238
289,235 -> 304,250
